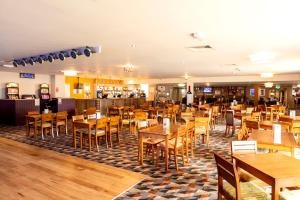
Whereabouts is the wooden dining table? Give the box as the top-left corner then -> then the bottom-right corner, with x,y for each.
233,153 -> 300,200
138,124 -> 180,172
248,129 -> 297,156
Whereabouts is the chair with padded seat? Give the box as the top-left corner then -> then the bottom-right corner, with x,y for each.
53,111 -> 68,136
37,113 -> 54,140
214,152 -> 270,200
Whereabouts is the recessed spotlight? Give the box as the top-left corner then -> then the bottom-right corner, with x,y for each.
249,51 -> 278,64
260,72 -> 274,78
62,70 -> 78,76
264,82 -> 273,88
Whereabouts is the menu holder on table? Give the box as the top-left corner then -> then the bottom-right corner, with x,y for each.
290,110 -> 296,119
163,118 -> 170,131
273,124 -> 282,144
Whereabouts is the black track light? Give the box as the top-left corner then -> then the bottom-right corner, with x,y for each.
13,60 -> 18,67
37,56 -> 43,64
20,59 -> 26,66
70,49 -> 78,59
58,52 -> 65,61
84,47 -> 92,57
48,54 -> 54,63
28,57 -> 35,65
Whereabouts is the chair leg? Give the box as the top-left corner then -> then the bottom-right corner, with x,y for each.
41,128 -> 44,140
65,123 -> 68,135
80,133 -> 83,151
56,125 -> 59,137
109,132 -> 113,148
105,134 -> 109,149
51,126 -> 54,138
95,136 -> 99,152
190,139 -> 194,158
174,149 -> 178,171
185,141 -> 189,163
181,146 -> 185,166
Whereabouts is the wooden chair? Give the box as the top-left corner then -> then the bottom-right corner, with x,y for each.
184,121 -> 195,162
53,111 -> 68,136
278,116 -> 293,132
37,113 -> 54,140
225,110 -> 240,136
246,107 -> 254,115
251,111 -> 261,121
108,116 -> 120,147
214,152 -> 269,200
86,107 -> 96,116
134,112 -> 148,133
237,125 -> 249,140
81,118 -> 108,151
212,105 -> 221,126
244,119 -> 259,134
72,115 -> 85,142
121,108 -> 134,134
157,126 -> 186,171
195,117 -> 210,145
26,111 -> 40,136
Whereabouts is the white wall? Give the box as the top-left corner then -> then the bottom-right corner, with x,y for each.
0,71 -> 51,99
50,74 -> 65,98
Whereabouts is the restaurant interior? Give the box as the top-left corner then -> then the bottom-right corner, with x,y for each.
1,1 -> 300,200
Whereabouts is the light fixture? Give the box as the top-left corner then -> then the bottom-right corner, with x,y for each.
297,84 -> 300,88
124,63 -> 134,72
2,64 -> 14,68
249,51 -> 278,64
260,72 -> 274,78
63,70 -> 78,76
184,73 -> 190,80
264,82 -> 273,88
177,83 -> 185,87
127,80 -> 134,84
206,83 -> 210,86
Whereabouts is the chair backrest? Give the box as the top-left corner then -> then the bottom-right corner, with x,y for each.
225,110 -> 234,126
110,116 -> 120,126
174,125 -> 186,148
56,111 -> 67,120
87,114 -> 97,119
135,112 -> 148,120
231,140 -> 257,155
86,107 -> 96,115
72,115 -> 84,122
279,116 -> 293,123
41,113 -> 53,123
245,119 -> 259,131
246,107 -> 254,115
181,112 -> 193,118
212,105 -> 219,114
251,112 -> 261,121
96,118 -> 108,129
214,152 -> 240,200
195,117 -> 209,127
28,111 -> 39,116
237,125 -> 249,140
292,121 -> 300,135
186,121 -> 195,137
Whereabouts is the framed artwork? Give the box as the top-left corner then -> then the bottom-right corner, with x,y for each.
259,88 -> 265,96
249,88 -> 255,96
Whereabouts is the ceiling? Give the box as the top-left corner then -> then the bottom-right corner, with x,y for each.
1,0 -> 300,79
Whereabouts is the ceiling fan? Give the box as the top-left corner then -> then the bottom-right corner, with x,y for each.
0,60 -> 14,68
186,32 -> 213,51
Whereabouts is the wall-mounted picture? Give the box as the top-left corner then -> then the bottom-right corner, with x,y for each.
259,88 -> 265,96
249,88 -> 255,96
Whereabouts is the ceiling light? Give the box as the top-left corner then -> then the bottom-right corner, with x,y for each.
297,84 -> 300,88
177,83 -> 185,87
2,64 -> 14,68
264,82 -> 273,88
260,72 -> 274,78
249,51 -> 278,64
184,73 -> 190,80
124,63 -> 135,72
127,80 -> 134,84
63,70 -> 78,76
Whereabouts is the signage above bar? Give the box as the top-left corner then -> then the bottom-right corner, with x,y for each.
20,73 -> 35,79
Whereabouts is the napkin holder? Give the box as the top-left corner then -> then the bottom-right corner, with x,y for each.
163,118 -> 170,130
273,124 -> 281,144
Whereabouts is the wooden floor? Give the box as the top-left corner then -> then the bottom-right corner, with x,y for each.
0,137 -> 145,200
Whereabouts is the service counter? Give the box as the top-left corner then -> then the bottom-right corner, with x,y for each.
75,98 -> 146,115
0,98 -> 75,126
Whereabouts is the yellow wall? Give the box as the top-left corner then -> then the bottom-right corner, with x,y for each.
65,77 -> 95,99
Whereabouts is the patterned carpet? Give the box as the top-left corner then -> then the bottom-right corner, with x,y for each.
0,122 -> 236,200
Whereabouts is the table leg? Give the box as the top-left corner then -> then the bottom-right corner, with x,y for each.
272,182 -> 279,200
26,119 -> 29,137
73,126 -> 77,149
165,135 -> 169,172
139,132 -> 144,165
89,126 -> 92,152
34,119 -> 37,139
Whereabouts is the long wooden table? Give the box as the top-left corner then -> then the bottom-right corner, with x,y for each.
248,129 -> 297,156
233,153 -> 300,200
138,124 -> 180,172
0,137 -> 145,200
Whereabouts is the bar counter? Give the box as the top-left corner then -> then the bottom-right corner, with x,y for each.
75,98 -> 146,115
